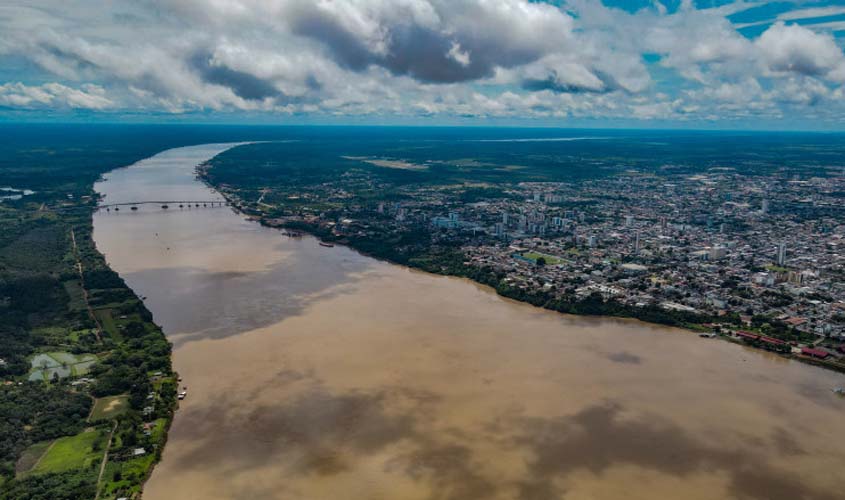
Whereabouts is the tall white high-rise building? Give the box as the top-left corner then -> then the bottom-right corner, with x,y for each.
762,199 -> 770,214
776,242 -> 787,266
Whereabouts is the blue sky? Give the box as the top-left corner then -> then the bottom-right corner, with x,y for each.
1,0 -> 845,129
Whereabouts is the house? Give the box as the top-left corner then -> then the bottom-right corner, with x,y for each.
784,317 -> 807,327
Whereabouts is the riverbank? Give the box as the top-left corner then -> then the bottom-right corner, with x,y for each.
1,164 -> 178,499
209,183 -> 845,376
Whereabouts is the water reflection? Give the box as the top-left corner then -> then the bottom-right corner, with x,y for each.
118,243 -> 373,346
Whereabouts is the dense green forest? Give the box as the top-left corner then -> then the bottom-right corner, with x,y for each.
205,128 -> 845,191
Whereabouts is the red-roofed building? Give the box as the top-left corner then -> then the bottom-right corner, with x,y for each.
736,331 -> 759,341
785,317 -> 807,327
758,335 -> 787,346
801,347 -> 829,360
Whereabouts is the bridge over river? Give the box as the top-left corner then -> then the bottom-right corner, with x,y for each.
98,200 -> 227,211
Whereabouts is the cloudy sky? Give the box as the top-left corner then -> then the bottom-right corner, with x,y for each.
1,0 -> 845,129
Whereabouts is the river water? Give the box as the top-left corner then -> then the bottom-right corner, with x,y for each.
93,144 -> 845,500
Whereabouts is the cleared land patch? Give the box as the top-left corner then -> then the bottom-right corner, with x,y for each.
90,395 -> 130,421
15,440 -> 53,475
27,428 -> 105,475
342,156 -> 429,171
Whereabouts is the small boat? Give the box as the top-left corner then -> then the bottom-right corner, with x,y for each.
699,332 -> 716,338
161,204 -> 169,209
319,242 -> 335,248
833,387 -> 845,396
130,206 -> 138,211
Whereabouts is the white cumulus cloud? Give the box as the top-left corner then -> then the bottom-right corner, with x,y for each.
0,82 -> 113,109
0,0 -> 843,125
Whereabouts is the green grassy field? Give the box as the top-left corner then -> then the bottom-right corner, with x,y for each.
28,429 -> 105,475
522,252 -> 565,265
90,395 -> 130,421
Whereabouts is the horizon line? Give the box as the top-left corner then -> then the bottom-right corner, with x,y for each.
2,121 -> 845,135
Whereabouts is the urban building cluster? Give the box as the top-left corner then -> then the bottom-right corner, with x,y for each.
460,173 -> 845,340
229,165 -> 845,364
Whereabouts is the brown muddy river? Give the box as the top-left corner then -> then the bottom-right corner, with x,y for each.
93,144 -> 845,500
